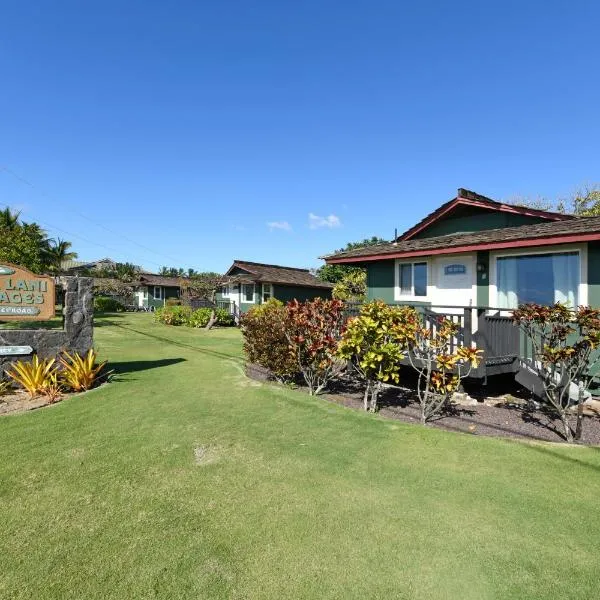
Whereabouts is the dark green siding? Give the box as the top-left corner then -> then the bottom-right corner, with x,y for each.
588,242 -> 600,307
414,208 -> 550,239
476,251 -> 489,306
146,285 -> 180,308
366,261 -> 395,303
273,285 -> 331,303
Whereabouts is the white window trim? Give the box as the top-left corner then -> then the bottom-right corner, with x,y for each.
221,285 -> 230,298
394,259 -> 430,301
262,283 -> 273,302
243,283 -> 256,304
489,244 -> 588,310
153,286 -> 163,300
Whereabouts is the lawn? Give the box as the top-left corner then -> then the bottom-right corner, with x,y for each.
1,313 -> 599,599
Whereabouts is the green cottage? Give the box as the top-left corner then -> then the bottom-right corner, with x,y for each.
216,260 -> 333,314
322,188 -> 600,384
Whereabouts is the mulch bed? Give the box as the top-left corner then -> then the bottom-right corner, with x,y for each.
324,376 -> 600,445
0,390 -> 74,416
246,364 -> 600,445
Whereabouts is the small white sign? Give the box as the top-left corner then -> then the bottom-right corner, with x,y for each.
0,346 -> 34,356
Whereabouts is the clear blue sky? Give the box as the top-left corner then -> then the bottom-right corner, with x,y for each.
1,1 -> 598,273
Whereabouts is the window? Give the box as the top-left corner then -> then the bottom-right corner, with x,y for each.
496,251 -> 580,309
243,283 -> 255,303
262,283 -> 273,302
153,286 -> 163,300
221,285 -> 230,297
396,262 -> 428,298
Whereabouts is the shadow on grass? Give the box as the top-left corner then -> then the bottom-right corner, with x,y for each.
110,323 -> 244,362
110,357 -> 186,375
525,443 -> 600,474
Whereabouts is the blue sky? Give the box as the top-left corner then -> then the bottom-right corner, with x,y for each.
1,1 -> 598,273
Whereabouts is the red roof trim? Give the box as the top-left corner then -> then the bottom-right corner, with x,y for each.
400,196 -> 573,241
326,232 -> 600,264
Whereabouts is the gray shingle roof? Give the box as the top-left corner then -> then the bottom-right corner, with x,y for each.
324,215 -> 600,261
227,261 -> 333,288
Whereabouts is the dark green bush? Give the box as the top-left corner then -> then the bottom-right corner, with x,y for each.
94,296 -> 125,313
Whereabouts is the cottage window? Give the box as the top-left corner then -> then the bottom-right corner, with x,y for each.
153,286 -> 163,300
243,283 -> 255,303
396,262 -> 428,298
262,283 -> 273,302
496,251 -> 580,309
221,285 -> 230,297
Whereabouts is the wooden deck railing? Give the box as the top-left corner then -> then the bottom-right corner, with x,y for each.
343,302 -> 521,378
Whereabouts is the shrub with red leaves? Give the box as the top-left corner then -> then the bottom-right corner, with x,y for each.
285,298 -> 346,395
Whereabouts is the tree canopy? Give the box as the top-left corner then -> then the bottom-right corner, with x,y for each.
0,208 -> 78,274
316,236 -> 387,284
507,185 -> 600,216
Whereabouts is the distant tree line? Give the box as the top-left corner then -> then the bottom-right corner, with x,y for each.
0,207 -> 77,274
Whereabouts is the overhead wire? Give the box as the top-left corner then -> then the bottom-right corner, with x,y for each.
0,165 -> 183,266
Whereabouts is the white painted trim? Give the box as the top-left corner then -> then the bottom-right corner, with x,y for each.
262,283 -> 273,303
394,259 -> 431,301
242,283 -> 256,304
153,286 -> 163,300
489,243 -> 587,309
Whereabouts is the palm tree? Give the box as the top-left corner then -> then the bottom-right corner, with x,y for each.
0,207 -> 21,230
44,238 -> 78,273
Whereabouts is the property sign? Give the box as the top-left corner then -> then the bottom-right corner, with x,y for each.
0,345 -> 33,356
0,263 -> 55,321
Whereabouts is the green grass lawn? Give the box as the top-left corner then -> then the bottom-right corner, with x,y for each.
1,313 -> 600,599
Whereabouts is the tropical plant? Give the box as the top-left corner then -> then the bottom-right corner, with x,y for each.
0,207 -> 21,231
512,303 -> 600,442
332,270 -> 367,302
316,237 -> 386,284
6,355 -> 58,398
406,311 -> 482,424
241,299 -> 298,383
41,372 -> 63,403
154,305 -> 192,326
285,298 -> 346,395
0,379 -> 12,396
59,349 -> 107,392
44,238 -> 78,273
337,301 -> 414,411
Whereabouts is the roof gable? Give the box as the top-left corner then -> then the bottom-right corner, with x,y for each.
225,260 -> 333,289
399,188 -> 574,241
324,215 -> 600,264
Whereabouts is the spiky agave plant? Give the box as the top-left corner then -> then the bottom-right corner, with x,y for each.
6,355 -> 57,398
59,349 -> 107,392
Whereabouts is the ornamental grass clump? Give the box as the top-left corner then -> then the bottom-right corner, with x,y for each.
241,299 -> 298,383
6,355 -> 58,399
337,301 -> 415,411
512,303 -> 600,442
285,298 -> 346,395
406,313 -> 482,424
59,349 -> 107,392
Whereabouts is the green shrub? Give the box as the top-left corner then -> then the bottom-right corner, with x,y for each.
215,308 -> 235,326
187,308 -> 212,328
94,296 -> 125,313
154,305 -> 235,328
241,299 -> 297,382
154,305 -> 192,326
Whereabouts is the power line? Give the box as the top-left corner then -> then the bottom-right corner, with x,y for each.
0,202 -> 166,270
0,165 -> 183,265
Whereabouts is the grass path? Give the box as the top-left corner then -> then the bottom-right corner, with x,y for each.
1,313 -> 599,599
